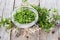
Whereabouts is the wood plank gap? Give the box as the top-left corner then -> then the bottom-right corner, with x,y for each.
13,0 -> 15,10
10,0 -> 15,40
38,0 -> 40,6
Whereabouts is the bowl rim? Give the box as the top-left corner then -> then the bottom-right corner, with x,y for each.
12,6 -> 38,25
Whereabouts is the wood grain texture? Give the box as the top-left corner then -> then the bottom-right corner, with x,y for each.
28,0 -> 39,5
3,0 -> 14,18
0,27 -> 11,40
0,0 -> 6,17
47,30 -> 58,40
11,28 -> 27,40
40,0 -> 57,9
0,0 -> 8,40
56,0 -> 60,10
14,0 -> 39,8
11,25 -> 40,40
0,0 -> 60,40
14,0 -> 22,8
0,0 -> 14,40
39,30 -> 47,40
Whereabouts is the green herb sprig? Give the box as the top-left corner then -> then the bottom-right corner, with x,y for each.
0,18 -> 13,30
31,5 -> 60,32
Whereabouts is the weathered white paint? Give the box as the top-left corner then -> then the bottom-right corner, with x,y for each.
3,0 -> 14,18
0,0 -> 7,40
0,0 -> 14,40
56,0 -> 60,10
0,0 -> 6,17
11,28 -> 28,40
40,0 -> 45,8
47,30 -> 58,40
56,0 -> 60,15
14,0 -> 39,8
15,0 -> 22,8
40,0 -> 57,9
28,0 -> 39,5
0,27 -> 10,40
39,30 -> 47,40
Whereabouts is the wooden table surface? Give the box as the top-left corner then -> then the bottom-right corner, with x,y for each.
0,0 -> 60,40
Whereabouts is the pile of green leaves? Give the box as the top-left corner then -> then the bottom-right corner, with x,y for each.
0,18 -> 13,29
13,7 -> 36,24
31,5 -> 60,32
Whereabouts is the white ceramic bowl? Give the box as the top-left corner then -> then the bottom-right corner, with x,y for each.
12,6 -> 38,28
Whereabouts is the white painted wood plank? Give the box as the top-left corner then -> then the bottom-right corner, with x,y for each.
40,0 -> 57,9
40,0 -> 45,8
28,31 -> 39,40
0,0 -> 1,3
0,0 -> 6,40
0,0 -> 14,40
28,26 -> 39,40
39,29 -> 58,40
15,0 -> 22,8
0,0 -> 6,17
3,0 -> 14,18
0,0 -> 2,17
39,30 -> 47,40
56,0 -> 60,15
47,31 -> 58,40
0,27 -> 11,40
15,0 -> 39,8
11,28 -> 27,40
28,0 -> 39,5
11,26 -> 40,40
56,0 -> 60,10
